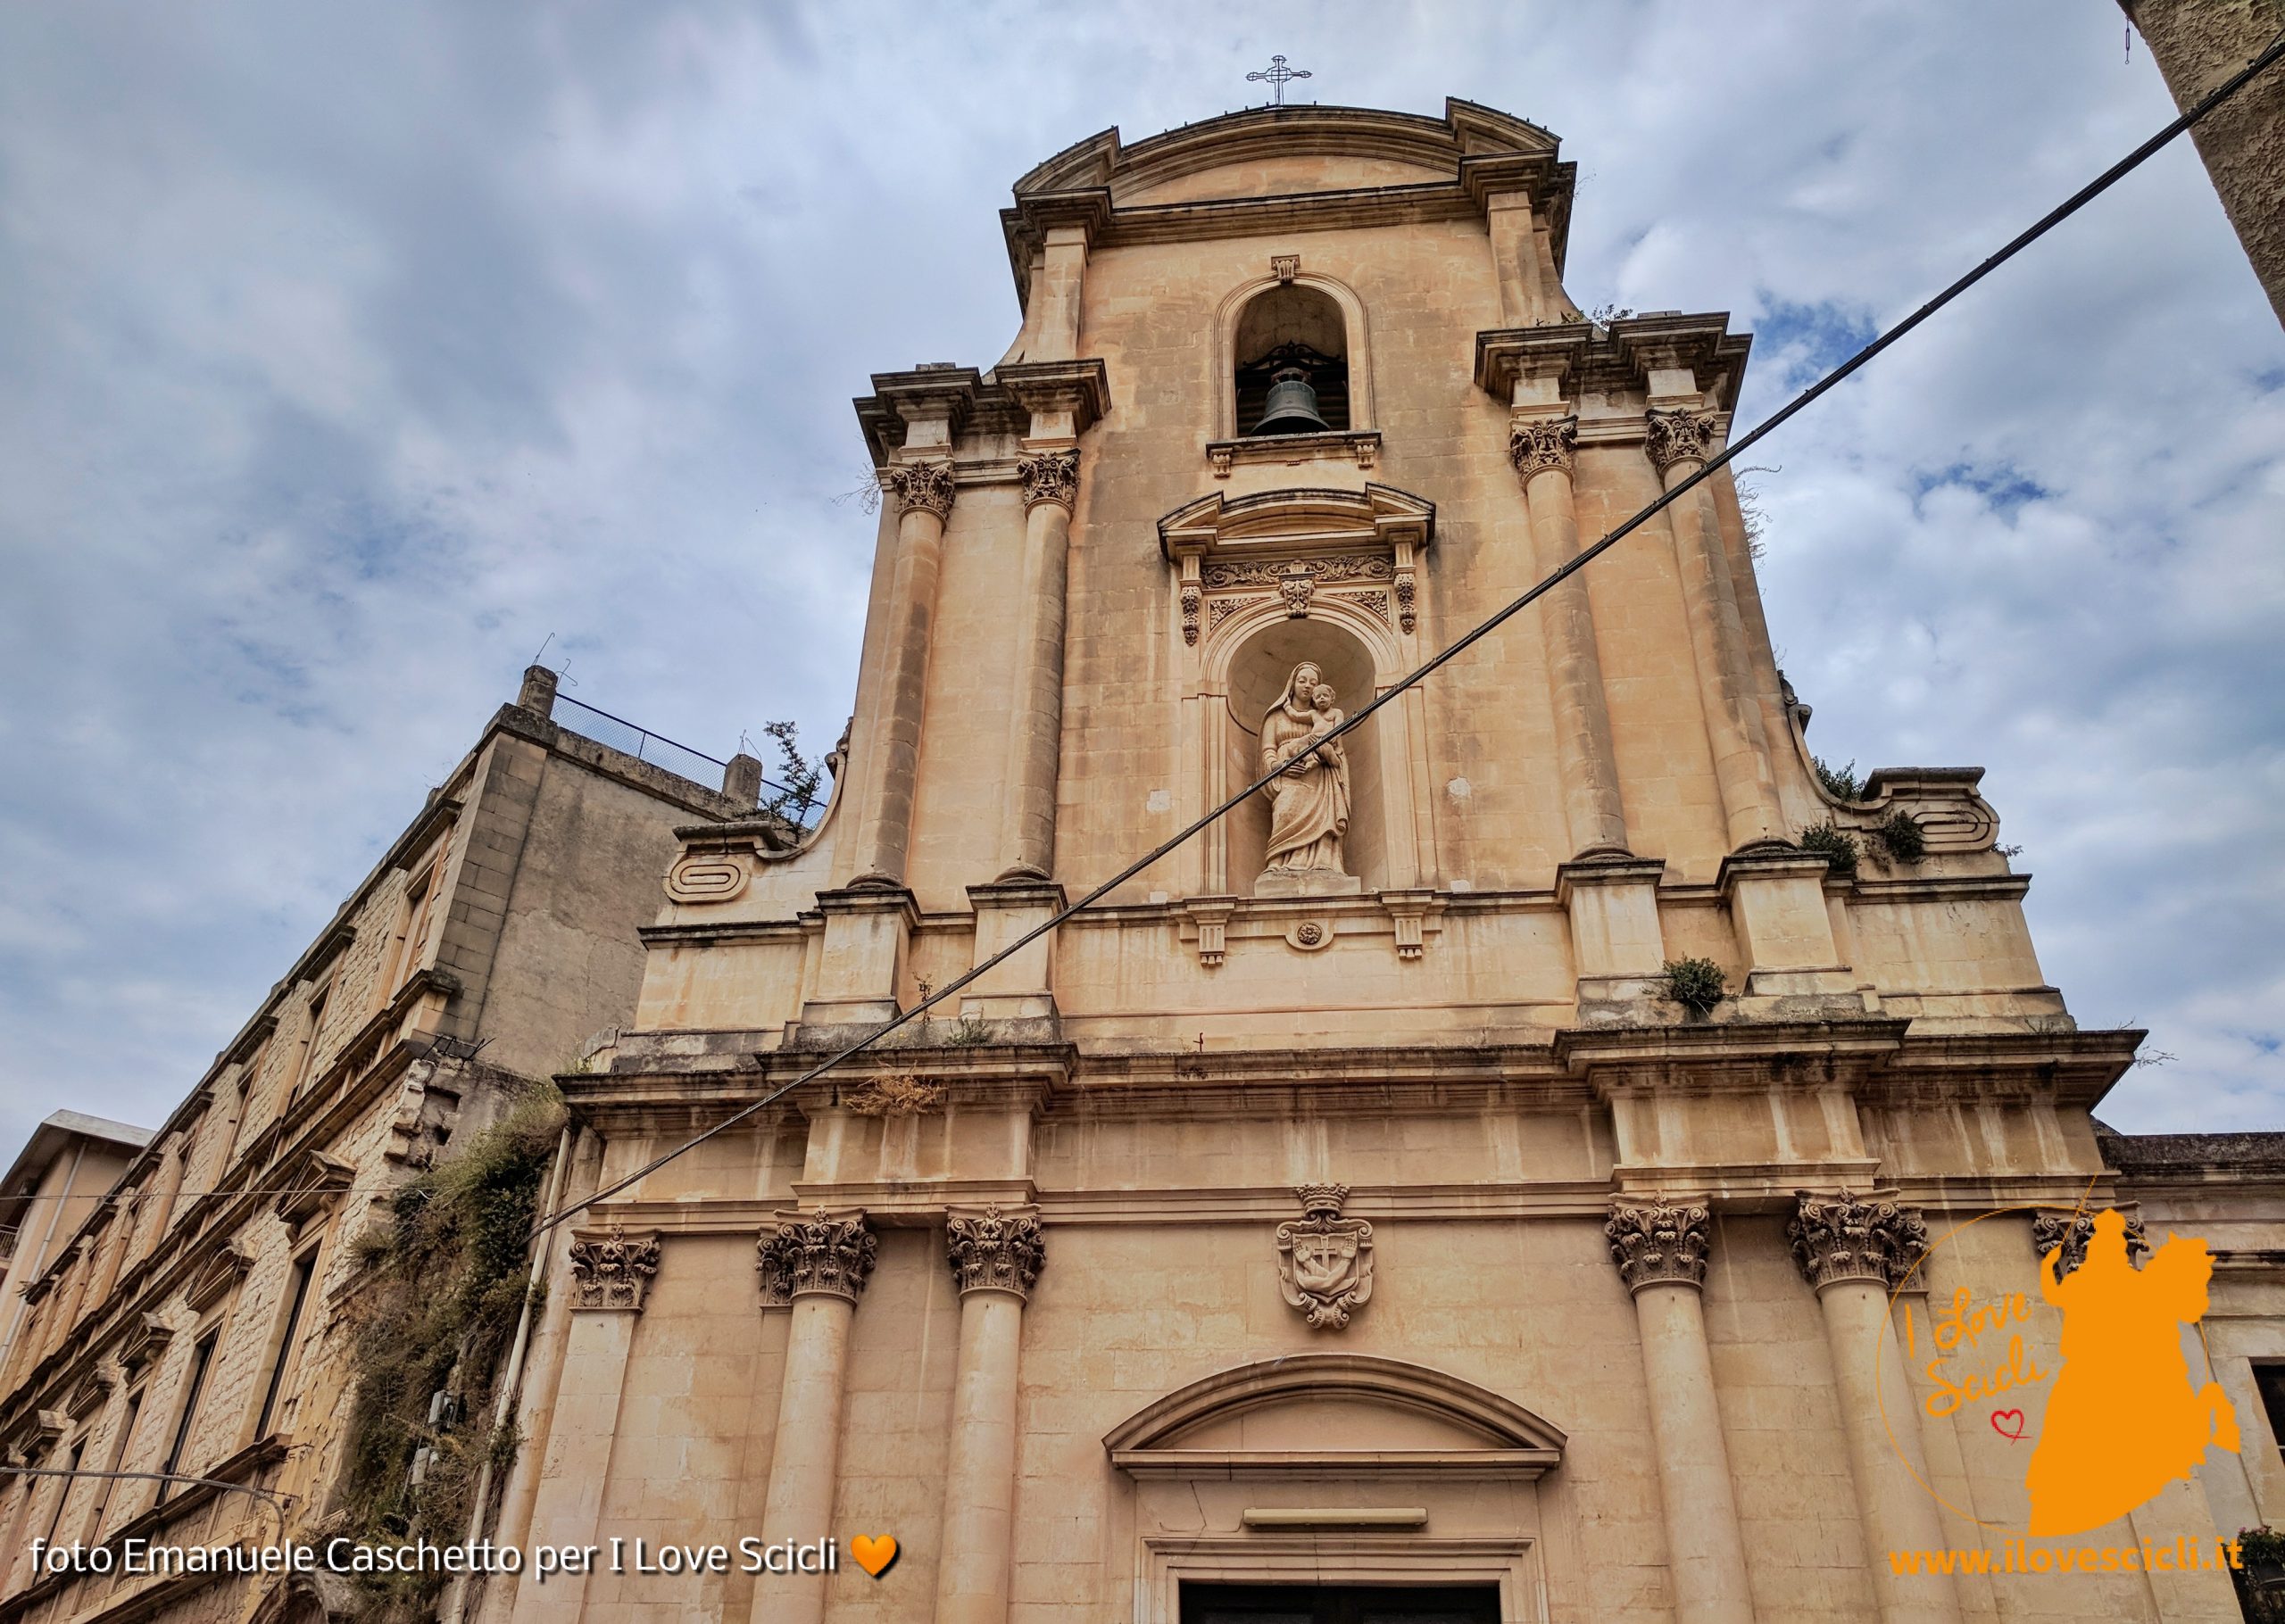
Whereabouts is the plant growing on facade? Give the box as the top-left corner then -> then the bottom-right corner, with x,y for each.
1813,756 -> 1863,801
1798,821 -> 1860,877
1877,809 -> 1928,865
337,1085 -> 565,1622
1660,957 -> 1729,1015
759,719 -> 823,824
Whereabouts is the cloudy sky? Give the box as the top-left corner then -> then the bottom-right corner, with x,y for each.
2,2 -> 2280,1158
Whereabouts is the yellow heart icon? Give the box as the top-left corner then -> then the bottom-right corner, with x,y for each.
849,1535 -> 897,1578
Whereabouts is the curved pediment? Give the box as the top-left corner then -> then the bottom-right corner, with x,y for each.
1158,484 -> 1435,562
1016,100 -> 1561,205
1105,1354 -> 1566,1479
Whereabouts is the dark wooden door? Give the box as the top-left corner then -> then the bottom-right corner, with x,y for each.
1180,1583 -> 1502,1624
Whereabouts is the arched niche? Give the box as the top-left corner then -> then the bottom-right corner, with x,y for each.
1214,272 -> 1375,442
1161,484 -> 1438,903
1217,615 -> 1387,895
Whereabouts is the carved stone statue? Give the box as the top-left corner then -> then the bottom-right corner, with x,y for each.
1257,660 -> 1359,897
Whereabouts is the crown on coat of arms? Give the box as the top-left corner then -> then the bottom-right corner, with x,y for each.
1294,1182 -> 1350,1219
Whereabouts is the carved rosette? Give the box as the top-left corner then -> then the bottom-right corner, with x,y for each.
1394,574 -> 1417,634
568,1225 -> 661,1312
1787,1193 -> 1928,1292
1018,450 -> 1079,512
2032,1209 -> 2148,1280
1643,408 -> 1721,475
760,1212 -> 878,1305
1607,1201 -> 1712,1293
1180,584 -> 1201,646
1506,415 -> 1578,482
886,460 -> 956,520
1275,1183 -> 1375,1330
946,1206 -> 1046,1300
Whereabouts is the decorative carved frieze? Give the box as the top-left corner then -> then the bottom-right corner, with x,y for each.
1180,584 -> 1201,646
1507,414 -> 1577,481
946,1206 -> 1046,1299
886,460 -> 956,520
2032,1209 -> 2148,1279
1207,597 -> 1246,634
1643,408 -> 1721,475
1607,1201 -> 1712,1292
1018,450 -> 1079,512
1334,589 -> 1391,625
1201,555 -> 1393,592
1788,1192 -> 1928,1292
567,1225 -> 661,1312
760,1212 -> 878,1305
1275,1183 -> 1375,1330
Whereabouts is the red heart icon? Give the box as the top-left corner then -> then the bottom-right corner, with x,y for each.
1990,1409 -> 2028,1441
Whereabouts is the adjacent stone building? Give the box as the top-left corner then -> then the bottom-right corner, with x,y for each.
469,99 -> 2285,1624
0,673 -> 765,1624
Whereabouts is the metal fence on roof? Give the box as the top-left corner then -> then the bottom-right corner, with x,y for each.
553,693 -> 819,825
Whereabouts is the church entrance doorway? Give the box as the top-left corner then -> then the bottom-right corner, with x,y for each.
1179,1583 -> 1501,1624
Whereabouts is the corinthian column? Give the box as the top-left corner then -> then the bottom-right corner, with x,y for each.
1789,1194 -> 1959,1624
998,452 -> 1077,879
752,1213 -> 877,1624
850,463 -> 954,885
1510,415 -> 1629,858
1607,1202 -> 1757,1624
935,1207 -> 1045,1624
1646,410 -> 1782,850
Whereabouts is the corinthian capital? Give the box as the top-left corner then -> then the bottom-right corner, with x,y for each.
760,1211 -> 878,1305
1506,415 -> 1577,483
2032,1208 -> 2147,1280
1643,408 -> 1721,475
946,1206 -> 1046,1299
568,1225 -> 661,1312
1018,450 -> 1079,512
886,460 -> 956,520
1787,1192 -> 1927,1292
1607,1200 -> 1711,1292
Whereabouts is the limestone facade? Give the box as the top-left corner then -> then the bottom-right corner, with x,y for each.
457,100 -> 2285,1624
0,672 -> 759,1624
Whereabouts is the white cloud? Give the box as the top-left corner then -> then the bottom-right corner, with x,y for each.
0,0 -> 2279,1150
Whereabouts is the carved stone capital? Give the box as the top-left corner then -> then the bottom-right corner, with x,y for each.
760,1211 -> 878,1305
1643,408 -> 1721,475
886,460 -> 956,521
946,1206 -> 1046,1300
1275,1183 -> 1375,1330
1607,1200 -> 1712,1292
1018,450 -> 1079,512
1788,1193 -> 1927,1292
1506,415 -> 1577,482
567,1225 -> 661,1312
2032,1208 -> 2147,1280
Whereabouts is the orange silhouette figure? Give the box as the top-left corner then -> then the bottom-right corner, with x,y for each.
2025,1208 -> 2240,1535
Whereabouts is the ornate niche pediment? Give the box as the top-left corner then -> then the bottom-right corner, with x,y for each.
1105,1354 -> 1566,1481
273,1148 -> 355,1237
65,1363 -> 118,1421
1159,484 -> 1434,648
185,1239 -> 255,1313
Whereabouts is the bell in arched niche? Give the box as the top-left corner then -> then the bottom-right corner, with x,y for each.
1252,365 -> 1331,435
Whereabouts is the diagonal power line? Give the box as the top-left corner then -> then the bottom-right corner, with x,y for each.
534,27 -> 2285,1243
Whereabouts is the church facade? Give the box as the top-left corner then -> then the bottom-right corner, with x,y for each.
474,100 -> 2285,1624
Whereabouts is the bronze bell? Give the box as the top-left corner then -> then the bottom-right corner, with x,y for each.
1252,365 -> 1329,435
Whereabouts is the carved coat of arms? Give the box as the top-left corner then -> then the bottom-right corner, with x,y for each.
1275,1183 -> 1375,1330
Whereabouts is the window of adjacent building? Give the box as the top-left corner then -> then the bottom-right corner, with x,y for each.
157,1329 -> 218,1503
253,1249 -> 318,1439
386,857 -> 444,994
2255,1363 -> 2285,1459
287,978 -> 334,1100
1232,283 -> 1351,435
43,1436 -> 87,1545
84,1387 -> 140,1539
